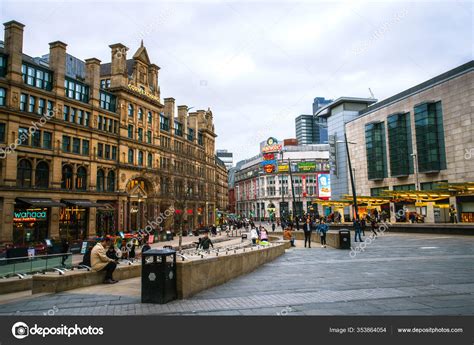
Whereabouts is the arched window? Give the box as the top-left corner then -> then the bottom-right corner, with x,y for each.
147,153 -> 153,168
61,164 -> 73,190
35,161 -> 49,188
147,111 -> 152,124
76,166 -> 87,190
128,104 -> 134,117
138,151 -> 144,166
128,149 -> 134,164
17,159 -> 32,187
107,170 -> 115,192
138,108 -> 143,121
97,169 -> 105,192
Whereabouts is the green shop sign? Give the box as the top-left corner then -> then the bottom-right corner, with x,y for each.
13,210 -> 48,222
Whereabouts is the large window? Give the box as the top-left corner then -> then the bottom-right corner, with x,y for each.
99,91 -> 116,112
147,153 -> 153,168
365,122 -> 387,180
64,78 -> 89,103
187,128 -> 194,141
387,112 -> 413,177
82,140 -> 89,155
72,138 -> 81,154
138,108 -> 143,121
76,166 -> 87,190
17,159 -> 32,187
0,55 -> 6,77
138,151 -> 144,166
43,132 -> 52,149
62,135 -> 71,152
128,104 -> 134,117
20,93 -> 27,111
61,165 -> 73,189
138,128 -> 143,141
128,124 -> 134,139
21,63 -> 52,91
97,169 -> 105,192
198,131 -> 203,146
147,111 -> 153,124
35,161 -> 49,188
28,95 -> 35,113
0,123 -> 5,142
128,149 -> 134,164
0,88 -> 6,106
393,184 -> 415,191
174,121 -> 183,136
414,101 -> 446,172
160,114 -> 169,131
147,130 -> 152,144
107,171 -> 115,192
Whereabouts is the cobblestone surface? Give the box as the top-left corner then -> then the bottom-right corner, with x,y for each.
1,233 -> 473,315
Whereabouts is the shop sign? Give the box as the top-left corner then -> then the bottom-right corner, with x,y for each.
13,210 -> 47,222
263,164 -> 275,173
278,164 -> 289,172
298,162 -> 316,172
262,137 -> 282,154
263,153 -> 275,160
127,84 -> 160,102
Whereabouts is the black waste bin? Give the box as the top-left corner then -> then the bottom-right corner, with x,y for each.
166,231 -> 173,241
141,248 -> 177,304
339,230 -> 351,249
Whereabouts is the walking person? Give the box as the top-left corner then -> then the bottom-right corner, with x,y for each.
353,218 -> 363,243
61,239 -> 70,267
449,205 -> 458,224
303,218 -> 313,248
316,219 -> 329,248
370,218 -> 378,237
360,217 -> 366,236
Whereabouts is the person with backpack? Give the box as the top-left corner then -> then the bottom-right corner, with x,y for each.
317,219 -> 329,248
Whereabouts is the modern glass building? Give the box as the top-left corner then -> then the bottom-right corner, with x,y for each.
346,60 -> 474,223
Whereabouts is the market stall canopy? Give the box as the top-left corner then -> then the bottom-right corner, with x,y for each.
15,198 -> 65,207
312,198 -> 352,207
61,199 -> 108,208
434,182 -> 474,195
341,195 -> 391,206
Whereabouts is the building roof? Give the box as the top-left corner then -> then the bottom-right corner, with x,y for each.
100,59 -> 136,77
315,97 -> 377,118
357,60 -> 474,117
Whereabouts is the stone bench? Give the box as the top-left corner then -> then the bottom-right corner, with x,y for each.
32,263 -> 141,294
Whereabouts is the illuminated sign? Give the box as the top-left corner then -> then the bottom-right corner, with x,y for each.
318,174 -> 331,199
127,84 -> 160,102
13,210 -> 47,222
263,153 -> 275,160
261,137 -> 280,174
260,159 -> 277,166
278,164 -> 289,172
298,162 -> 316,172
264,164 -> 275,173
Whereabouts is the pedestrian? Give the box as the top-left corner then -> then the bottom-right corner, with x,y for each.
449,205 -> 458,224
198,231 -> 214,250
316,219 -> 329,248
373,209 -> 379,222
250,227 -> 258,245
91,237 -> 118,284
353,219 -> 363,242
272,223 -> 276,232
283,227 -> 295,247
370,218 -> 378,237
303,218 -> 312,248
61,239 -> 70,267
259,227 -> 269,243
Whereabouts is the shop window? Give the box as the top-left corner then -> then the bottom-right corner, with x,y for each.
61,165 -> 73,190
17,159 -> 32,187
35,161 -> 49,188
97,169 -> 105,192
76,166 -> 87,190
107,170 -> 115,192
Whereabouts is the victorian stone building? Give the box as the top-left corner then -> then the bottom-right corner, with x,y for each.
0,20 -> 228,246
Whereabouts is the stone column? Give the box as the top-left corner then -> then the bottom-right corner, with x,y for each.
0,197 -> 14,242
49,206 -> 60,240
425,202 -> 435,223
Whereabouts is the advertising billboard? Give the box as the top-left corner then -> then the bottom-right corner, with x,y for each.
318,173 -> 331,199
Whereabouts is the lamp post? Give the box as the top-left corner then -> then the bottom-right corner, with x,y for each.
411,153 -> 419,190
279,150 -> 285,222
337,133 -> 358,221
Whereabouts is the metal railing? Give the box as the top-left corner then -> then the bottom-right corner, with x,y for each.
0,253 -> 73,279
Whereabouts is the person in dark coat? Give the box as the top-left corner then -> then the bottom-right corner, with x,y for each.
303,218 -> 313,248
272,223 -> 276,232
61,240 -> 70,266
198,232 -> 214,250
354,219 -> 363,242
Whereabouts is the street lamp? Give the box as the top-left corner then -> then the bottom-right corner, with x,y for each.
336,134 -> 358,221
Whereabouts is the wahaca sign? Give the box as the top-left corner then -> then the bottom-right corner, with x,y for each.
14,210 -> 47,222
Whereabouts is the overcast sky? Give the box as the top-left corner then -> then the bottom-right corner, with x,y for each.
2,0 -> 472,163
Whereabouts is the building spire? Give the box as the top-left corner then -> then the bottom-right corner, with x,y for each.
140,39 -> 144,47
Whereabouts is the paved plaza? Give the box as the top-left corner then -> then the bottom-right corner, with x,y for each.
0,233 -> 473,316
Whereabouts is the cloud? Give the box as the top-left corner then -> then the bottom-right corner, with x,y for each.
2,0 -> 471,163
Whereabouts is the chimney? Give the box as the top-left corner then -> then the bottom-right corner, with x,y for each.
188,111 -> 199,143
149,63 -> 160,94
49,41 -> 67,96
85,58 -> 101,106
3,20 -> 25,83
109,43 -> 128,88
177,105 -> 188,134
164,98 -> 175,132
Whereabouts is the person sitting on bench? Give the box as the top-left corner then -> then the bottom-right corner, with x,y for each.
91,238 -> 118,284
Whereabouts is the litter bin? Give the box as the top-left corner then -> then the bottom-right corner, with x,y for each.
166,231 -> 173,241
339,229 -> 351,249
141,248 -> 177,304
